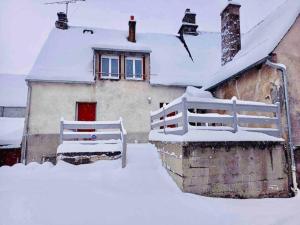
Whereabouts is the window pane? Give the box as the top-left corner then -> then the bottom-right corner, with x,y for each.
135,59 -> 142,78
126,59 -> 133,78
111,58 -> 119,77
101,58 -> 109,77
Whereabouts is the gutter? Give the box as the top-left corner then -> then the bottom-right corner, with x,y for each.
25,78 -> 95,85
92,47 -> 152,54
206,57 -> 269,91
266,59 -> 298,194
21,81 -> 32,164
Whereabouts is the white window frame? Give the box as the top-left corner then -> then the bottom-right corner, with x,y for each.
101,55 -> 120,79
125,56 -> 143,80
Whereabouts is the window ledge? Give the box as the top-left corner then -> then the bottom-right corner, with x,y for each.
125,77 -> 144,81
100,77 -> 120,80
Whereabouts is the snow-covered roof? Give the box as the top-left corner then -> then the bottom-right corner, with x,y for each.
0,74 -> 27,107
27,26 -> 221,86
0,117 -> 25,148
204,0 -> 300,90
27,0 -> 300,88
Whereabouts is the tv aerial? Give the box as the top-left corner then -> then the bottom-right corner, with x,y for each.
45,0 -> 86,16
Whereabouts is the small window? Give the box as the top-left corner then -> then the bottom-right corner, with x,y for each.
125,57 -> 143,80
101,55 -> 119,79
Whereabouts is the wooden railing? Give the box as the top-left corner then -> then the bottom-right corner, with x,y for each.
150,96 -> 282,138
60,117 -> 127,168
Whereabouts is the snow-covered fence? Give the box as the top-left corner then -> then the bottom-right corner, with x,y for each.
150,97 -> 282,137
59,118 -> 127,168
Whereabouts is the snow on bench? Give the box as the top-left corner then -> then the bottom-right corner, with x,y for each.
57,117 -> 127,168
150,96 -> 282,141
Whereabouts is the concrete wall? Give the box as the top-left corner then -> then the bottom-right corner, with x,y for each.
0,106 -> 26,117
26,80 -> 184,162
153,141 -> 290,198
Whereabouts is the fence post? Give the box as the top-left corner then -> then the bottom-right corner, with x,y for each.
275,102 -> 282,137
232,97 -> 238,133
182,96 -> 188,134
59,118 -> 64,144
163,104 -> 166,134
122,133 -> 127,168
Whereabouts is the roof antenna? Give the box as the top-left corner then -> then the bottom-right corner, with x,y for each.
45,0 -> 86,16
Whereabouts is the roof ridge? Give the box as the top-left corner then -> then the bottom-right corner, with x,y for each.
68,25 -> 179,36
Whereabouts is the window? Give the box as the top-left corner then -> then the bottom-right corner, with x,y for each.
125,57 -> 143,80
101,55 -> 119,79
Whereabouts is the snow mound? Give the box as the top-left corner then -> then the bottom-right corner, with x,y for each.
0,144 -> 299,225
57,140 -> 122,153
149,129 -> 284,142
185,86 -> 213,98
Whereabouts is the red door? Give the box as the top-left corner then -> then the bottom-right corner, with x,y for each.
77,103 -> 96,133
77,102 -> 96,121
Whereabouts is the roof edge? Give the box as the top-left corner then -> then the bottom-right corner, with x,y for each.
205,57 -> 269,91
26,78 -> 95,85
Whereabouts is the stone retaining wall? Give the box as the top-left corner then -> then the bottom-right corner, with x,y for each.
153,141 -> 291,198
57,151 -> 121,165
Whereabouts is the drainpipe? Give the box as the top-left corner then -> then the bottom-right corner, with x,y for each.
266,59 -> 298,194
21,81 -> 32,164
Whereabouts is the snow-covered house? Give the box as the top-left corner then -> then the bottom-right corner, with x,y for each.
0,74 -> 27,166
205,0 -> 300,190
23,9 -> 221,163
23,0 -> 300,196
148,0 -> 300,198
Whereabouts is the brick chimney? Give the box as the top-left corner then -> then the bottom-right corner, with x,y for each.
127,16 -> 136,42
221,1 -> 241,65
178,9 -> 198,36
55,12 -> 68,30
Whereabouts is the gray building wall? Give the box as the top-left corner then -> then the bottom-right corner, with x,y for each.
0,106 -> 26,118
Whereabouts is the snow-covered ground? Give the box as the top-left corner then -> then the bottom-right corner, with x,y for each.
0,144 -> 299,225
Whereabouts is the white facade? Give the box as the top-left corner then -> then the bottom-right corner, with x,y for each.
25,80 -> 184,162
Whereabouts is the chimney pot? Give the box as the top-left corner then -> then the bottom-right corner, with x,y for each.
55,12 -> 68,30
178,9 -> 198,36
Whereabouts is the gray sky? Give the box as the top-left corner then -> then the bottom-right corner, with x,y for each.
0,0 -> 285,75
